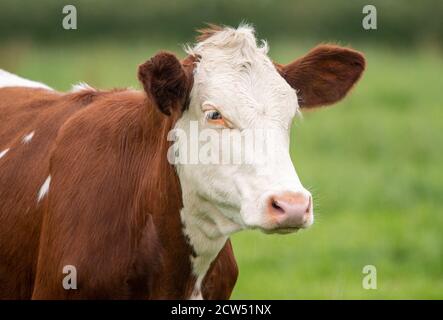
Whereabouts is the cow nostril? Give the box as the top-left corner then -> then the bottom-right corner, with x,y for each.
271,199 -> 285,214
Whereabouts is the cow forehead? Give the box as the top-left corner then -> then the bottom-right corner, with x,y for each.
186,24 -> 299,126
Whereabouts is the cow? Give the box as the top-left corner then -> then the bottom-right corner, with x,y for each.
0,24 -> 365,299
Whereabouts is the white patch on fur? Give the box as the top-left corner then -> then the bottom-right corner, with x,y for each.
177,25 -> 313,299
189,290 -> 203,300
22,131 -> 35,144
0,148 -> 10,159
71,82 -> 95,92
37,175 -> 51,203
0,69 -> 53,90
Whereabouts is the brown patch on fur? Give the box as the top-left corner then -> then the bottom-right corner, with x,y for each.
196,23 -> 224,42
276,44 -> 366,108
0,84 -> 237,299
202,240 -> 238,300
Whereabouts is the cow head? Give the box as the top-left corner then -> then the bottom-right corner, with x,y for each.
138,25 -> 365,236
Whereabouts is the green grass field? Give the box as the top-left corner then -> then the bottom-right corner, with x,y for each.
1,41 -> 442,299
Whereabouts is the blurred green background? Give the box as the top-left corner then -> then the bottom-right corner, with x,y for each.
1,0 -> 442,299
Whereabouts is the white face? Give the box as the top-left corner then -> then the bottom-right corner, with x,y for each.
174,26 -> 313,235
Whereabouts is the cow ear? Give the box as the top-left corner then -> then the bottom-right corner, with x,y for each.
138,52 -> 195,115
276,45 -> 365,108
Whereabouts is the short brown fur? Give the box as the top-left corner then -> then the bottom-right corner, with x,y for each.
195,23 -> 224,42
0,58 -> 237,299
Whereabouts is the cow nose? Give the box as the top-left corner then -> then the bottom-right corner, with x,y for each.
267,192 -> 312,228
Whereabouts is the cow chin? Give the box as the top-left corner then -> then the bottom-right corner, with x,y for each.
260,226 -> 301,235
252,219 -> 313,235
247,220 -> 309,235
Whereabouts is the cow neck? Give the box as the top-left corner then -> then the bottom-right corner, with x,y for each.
179,201 -> 232,299
140,106 -> 197,298
171,112 -> 243,299
179,189 -> 242,298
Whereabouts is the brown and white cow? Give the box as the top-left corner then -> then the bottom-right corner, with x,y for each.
0,24 -> 365,299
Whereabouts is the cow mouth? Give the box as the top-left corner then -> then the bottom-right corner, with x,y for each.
259,226 -> 301,235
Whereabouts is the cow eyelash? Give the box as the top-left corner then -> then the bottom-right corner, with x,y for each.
205,110 -> 223,121
203,106 -> 230,127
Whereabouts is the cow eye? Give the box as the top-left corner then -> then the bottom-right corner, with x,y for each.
203,107 -> 228,127
206,110 -> 222,120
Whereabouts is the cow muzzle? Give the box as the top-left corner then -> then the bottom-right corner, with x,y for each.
263,191 -> 313,233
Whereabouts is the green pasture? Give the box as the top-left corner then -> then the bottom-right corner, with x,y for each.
1,41 -> 442,299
